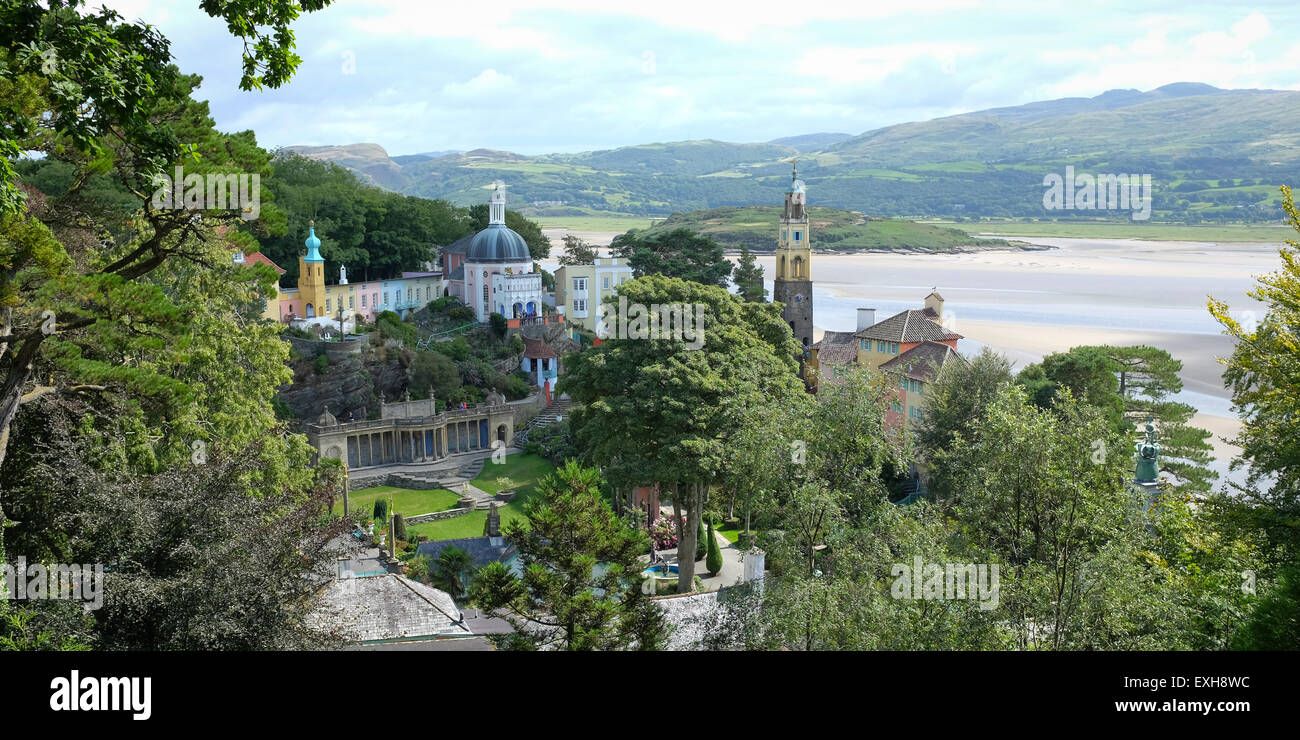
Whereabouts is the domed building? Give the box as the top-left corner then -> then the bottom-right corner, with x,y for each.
441,181 -> 544,323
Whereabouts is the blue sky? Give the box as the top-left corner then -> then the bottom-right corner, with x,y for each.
102,1 -> 1300,156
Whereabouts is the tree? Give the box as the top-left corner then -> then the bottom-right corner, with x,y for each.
557,234 -> 598,265
0,0 -> 334,578
610,228 -> 733,287
732,245 -> 766,302
392,512 -> 408,542
430,546 -> 472,602
561,275 -> 806,593
373,499 -> 388,522
705,520 -> 722,576
1018,344 -> 1217,492
469,462 -> 668,650
1208,184 -> 1300,559
936,385 -> 1185,649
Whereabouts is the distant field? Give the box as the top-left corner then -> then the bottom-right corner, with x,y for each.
949,220 -> 1297,243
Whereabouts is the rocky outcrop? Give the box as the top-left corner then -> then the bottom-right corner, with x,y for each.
277,346 -> 413,423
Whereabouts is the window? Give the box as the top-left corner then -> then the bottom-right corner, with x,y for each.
574,277 -> 587,291
603,276 -> 610,290
574,299 -> 587,313
326,298 -> 331,313
361,293 -> 367,307
892,401 -> 903,413
349,296 -> 354,309
383,292 -> 389,305
859,339 -> 869,351
794,231 -> 801,241
372,293 -> 378,308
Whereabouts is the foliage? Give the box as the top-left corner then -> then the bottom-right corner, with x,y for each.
557,234 -> 599,265
430,546 -> 472,603
705,521 -> 722,576
732,245 -> 765,301
470,462 -> 669,650
610,228 -> 733,287
1208,185 -> 1300,559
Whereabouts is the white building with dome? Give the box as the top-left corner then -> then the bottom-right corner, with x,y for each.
441,181 -> 544,323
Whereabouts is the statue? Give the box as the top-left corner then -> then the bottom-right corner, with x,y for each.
1134,417 -> 1160,484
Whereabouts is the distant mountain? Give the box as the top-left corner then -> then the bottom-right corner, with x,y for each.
286,83 -> 1300,223
767,132 -> 853,151
281,143 -> 408,190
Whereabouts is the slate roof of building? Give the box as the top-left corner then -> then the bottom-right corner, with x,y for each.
879,340 -> 965,381
309,574 -> 470,644
812,330 -> 859,365
448,266 -> 465,281
521,336 -> 559,359
440,233 -> 474,256
416,537 -> 516,571
856,309 -> 960,343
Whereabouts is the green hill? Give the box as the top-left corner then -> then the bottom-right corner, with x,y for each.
633,206 -> 1019,253
290,83 -> 1300,225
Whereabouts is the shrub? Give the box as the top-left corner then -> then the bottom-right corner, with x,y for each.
706,521 -> 723,576
696,517 -> 707,560
373,499 -> 389,522
313,354 -> 330,374
392,513 -> 408,543
489,312 -> 508,339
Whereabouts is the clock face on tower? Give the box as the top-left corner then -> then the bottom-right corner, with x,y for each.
794,294 -> 805,303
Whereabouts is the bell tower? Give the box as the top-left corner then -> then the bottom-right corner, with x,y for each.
298,219 -> 326,318
773,162 -> 814,349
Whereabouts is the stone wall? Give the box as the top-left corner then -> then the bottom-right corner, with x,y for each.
405,508 -> 472,525
285,335 -> 367,362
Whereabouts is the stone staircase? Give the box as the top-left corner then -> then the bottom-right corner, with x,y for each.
513,396 -> 574,449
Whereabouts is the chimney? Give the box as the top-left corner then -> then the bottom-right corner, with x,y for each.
925,290 -> 944,320
856,308 -> 876,331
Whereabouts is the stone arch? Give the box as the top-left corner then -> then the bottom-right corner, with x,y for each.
305,303 -> 315,318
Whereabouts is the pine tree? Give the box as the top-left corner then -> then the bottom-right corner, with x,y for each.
733,245 -> 767,302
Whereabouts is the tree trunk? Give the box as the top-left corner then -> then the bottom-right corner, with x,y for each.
676,482 -> 701,593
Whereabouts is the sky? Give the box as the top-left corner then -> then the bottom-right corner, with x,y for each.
100,1 -> 1300,156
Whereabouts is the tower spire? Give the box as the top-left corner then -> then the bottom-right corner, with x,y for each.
489,180 -> 506,225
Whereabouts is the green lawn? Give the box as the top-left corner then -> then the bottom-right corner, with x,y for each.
716,520 -> 753,545
335,486 -> 459,519
409,454 -> 556,541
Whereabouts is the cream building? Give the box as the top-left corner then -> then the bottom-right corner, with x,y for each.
554,257 -> 634,333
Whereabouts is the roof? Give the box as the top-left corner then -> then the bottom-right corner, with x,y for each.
521,336 -> 559,360
416,537 -> 516,571
468,223 -> 530,263
879,340 -> 965,382
401,271 -> 443,279
812,330 -> 858,365
308,574 -> 470,643
440,233 -> 474,257
857,309 -> 960,343
448,265 -> 465,281
926,290 -> 944,301
244,251 -> 286,274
